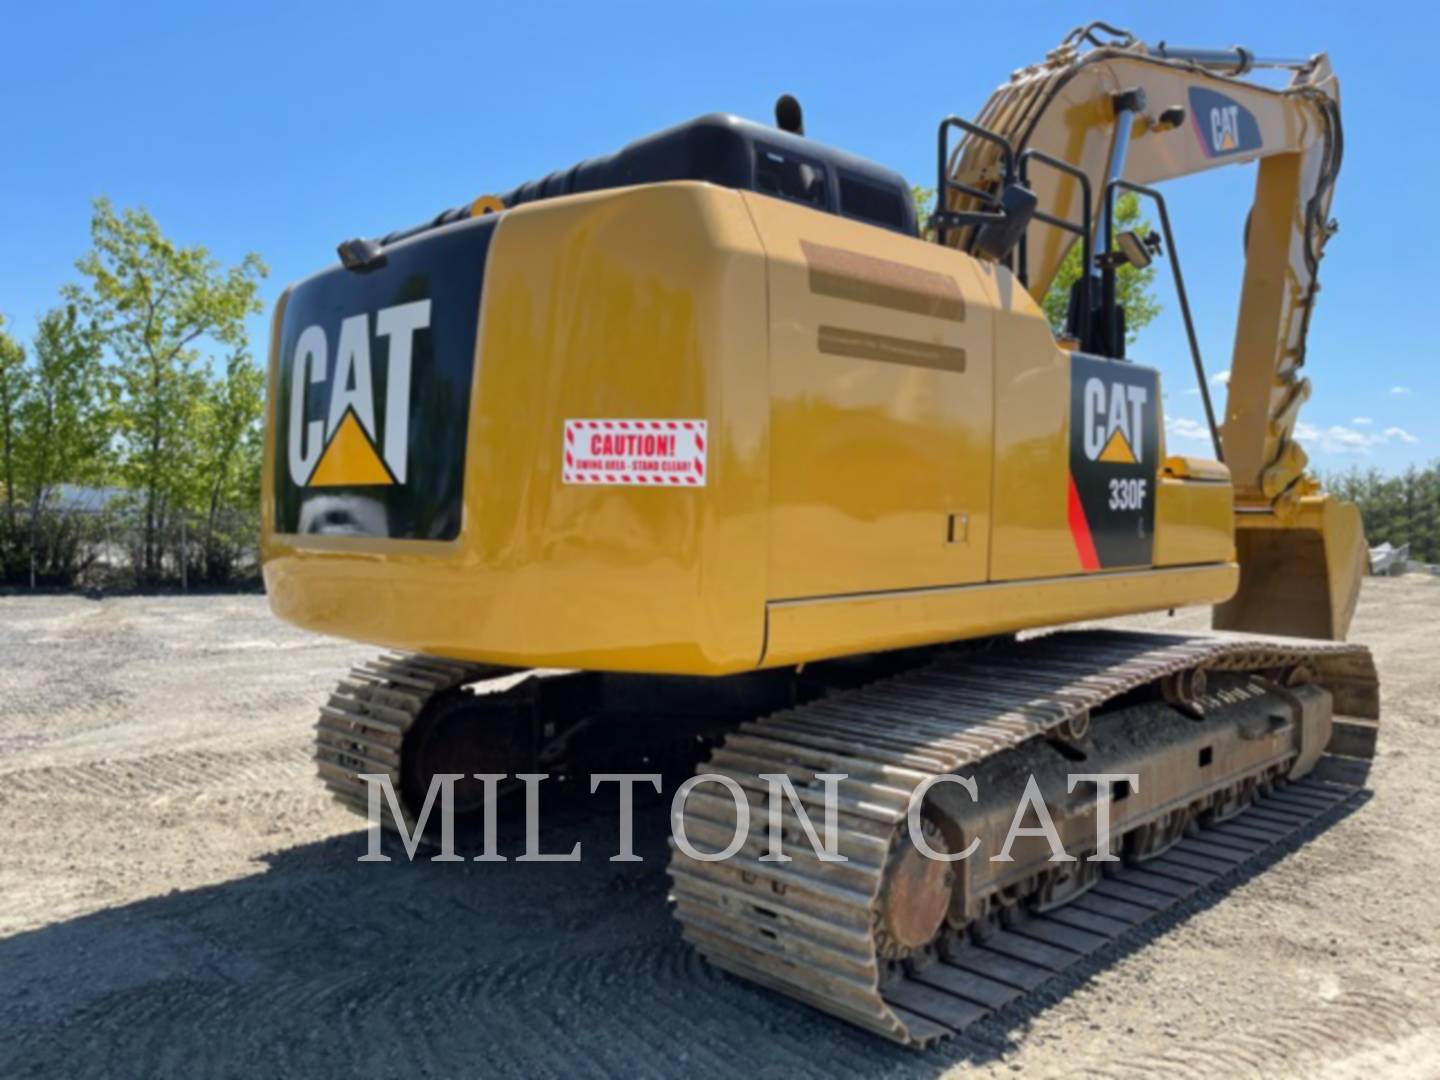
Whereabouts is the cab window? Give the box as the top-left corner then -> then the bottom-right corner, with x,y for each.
755,145 -> 828,209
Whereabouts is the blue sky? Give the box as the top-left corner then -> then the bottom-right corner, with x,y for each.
3,0 -> 1435,473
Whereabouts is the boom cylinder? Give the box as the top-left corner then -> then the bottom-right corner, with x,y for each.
1149,43 -> 1313,74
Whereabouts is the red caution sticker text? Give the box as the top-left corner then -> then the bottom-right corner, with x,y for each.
563,419 -> 707,486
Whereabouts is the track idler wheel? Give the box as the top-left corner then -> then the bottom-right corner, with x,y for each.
400,688 -> 533,817
874,817 -> 955,974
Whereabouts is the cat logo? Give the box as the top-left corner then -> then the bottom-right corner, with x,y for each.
1082,377 -> 1147,466
286,300 -> 431,489
1210,103 -> 1241,153
1187,87 -> 1262,160
1067,354 -> 1160,571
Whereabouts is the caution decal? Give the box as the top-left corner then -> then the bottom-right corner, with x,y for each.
563,420 -> 707,486
1068,354 -> 1160,570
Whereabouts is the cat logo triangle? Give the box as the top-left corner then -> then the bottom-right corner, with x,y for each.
307,408 -> 396,487
1097,426 -> 1138,465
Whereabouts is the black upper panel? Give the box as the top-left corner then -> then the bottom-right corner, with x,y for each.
276,215 -> 496,540
380,114 -> 916,246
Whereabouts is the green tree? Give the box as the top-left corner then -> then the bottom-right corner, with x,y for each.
0,316 -> 27,569
1414,468 -> 1440,563
66,197 -> 266,582
911,185 -> 936,241
1326,463 -> 1440,564
190,349 -> 265,581
20,307 -> 109,499
16,306 -> 111,583
911,187 -> 1160,344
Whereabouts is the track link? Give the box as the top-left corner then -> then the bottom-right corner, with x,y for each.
314,653 -> 506,832
667,628 -> 1379,1045
314,655 -> 730,832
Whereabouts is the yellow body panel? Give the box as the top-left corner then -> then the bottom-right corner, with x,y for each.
1163,455 -> 1231,482
987,274 -> 1082,582
1153,476 -> 1235,568
745,193 -> 994,596
263,182 -> 1243,675
764,564 -> 1237,668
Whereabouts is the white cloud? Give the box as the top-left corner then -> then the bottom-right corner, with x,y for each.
1167,416 -> 1213,441
1351,416 -> 1372,425
1293,421 -> 1421,455
1391,386 -> 1411,395
1210,370 -> 1231,387
1183,387 -> 1200,396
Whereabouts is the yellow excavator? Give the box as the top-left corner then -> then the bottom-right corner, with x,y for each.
262,23 -> 1379,1045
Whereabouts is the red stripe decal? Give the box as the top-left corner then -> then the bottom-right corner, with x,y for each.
1066,473 -> 1100,571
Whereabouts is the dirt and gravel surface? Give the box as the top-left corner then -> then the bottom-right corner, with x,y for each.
1,578 -> 1437,1078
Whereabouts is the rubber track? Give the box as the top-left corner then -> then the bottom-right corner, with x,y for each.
667,628 -> 1378,1045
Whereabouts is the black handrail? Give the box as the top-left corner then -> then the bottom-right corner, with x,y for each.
934,117 -> 1016,249
1103,178 -> 1224,462
1017,148 -> 1092,348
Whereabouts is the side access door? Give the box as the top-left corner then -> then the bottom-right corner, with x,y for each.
743,192 -> 995,599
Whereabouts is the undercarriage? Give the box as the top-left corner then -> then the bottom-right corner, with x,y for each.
313,628 -> 1378,1045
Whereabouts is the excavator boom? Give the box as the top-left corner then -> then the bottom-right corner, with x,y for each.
942,24 -> 1360,638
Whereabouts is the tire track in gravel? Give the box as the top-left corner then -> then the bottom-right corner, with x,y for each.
0,794 -> 902,1080
3,586 -> 1438,1079
0,934 -> 828,1079
1087,988 -> 1425,1080
11,953 -> 891,1080
0,743 -> 313,799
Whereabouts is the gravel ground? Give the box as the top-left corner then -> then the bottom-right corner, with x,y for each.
0,578 -> 1436,1078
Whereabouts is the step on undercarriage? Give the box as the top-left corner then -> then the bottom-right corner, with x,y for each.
311,628 -> 1379,1047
